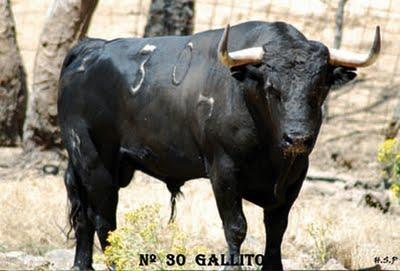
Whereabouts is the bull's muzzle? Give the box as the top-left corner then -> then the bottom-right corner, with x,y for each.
281,133 -> 314,155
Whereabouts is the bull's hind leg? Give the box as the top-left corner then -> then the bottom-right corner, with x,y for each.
210,154 -> 247,268
87,182 -> 119,251
65,123 -> 120,269
80,136 -> 120,252
65,160 -> 95,270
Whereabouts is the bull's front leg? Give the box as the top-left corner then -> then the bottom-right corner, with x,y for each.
263,164 -> 307,271
210,154 -> 247,269
263,205 -> 290,270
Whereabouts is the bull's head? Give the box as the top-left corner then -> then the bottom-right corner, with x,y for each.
218,23 -> 380,155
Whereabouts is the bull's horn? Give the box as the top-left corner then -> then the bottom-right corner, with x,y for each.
329,26 -> 381,68
218,24 -> 264,68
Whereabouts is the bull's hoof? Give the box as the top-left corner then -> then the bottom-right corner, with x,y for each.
71,265 -> 94,271
221,265 -> 243,271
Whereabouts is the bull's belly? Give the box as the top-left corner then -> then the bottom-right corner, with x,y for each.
120,142 -> 206,181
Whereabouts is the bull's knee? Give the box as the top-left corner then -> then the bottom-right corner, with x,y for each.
226,213 -> 247,247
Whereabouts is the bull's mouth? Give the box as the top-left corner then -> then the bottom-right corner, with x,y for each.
282,144 -> 311,156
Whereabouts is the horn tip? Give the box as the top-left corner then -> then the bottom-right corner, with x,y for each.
376,25 -> 381,38
374,25 -> 381,51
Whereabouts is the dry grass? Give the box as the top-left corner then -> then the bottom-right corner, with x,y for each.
0,149 -> 399,270
288,183 -> 400,269
0,175 -> 67,254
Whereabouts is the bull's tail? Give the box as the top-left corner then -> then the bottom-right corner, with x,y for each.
61,120 -> 107,240
64,160 -> 82,240
62,122 -> 94,240
166,183 -> 183,224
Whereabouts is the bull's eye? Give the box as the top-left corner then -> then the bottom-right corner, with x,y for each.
265,79 -> 281,101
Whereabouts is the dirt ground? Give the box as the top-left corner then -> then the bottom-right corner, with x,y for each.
1,0 -> 399,270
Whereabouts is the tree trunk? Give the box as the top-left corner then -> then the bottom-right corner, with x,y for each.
0,0 -> 27,146
333,0 -> 348,50
385,94 -> 400,139
144,0 -> 195,37
324,0 -> 348,122
23,0 -> 98,149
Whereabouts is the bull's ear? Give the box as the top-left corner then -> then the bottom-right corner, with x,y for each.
230,65 -> 263,82
230,66 -> 247,81
330,66 -> 357,89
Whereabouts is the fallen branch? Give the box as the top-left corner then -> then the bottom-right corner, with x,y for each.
305,174 -> 346,183
323,130 -> 362,143
305,169 -> 379,190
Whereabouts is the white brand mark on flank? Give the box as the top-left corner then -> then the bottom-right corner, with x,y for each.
140,44 -> 157,54
131,57 -> 150,93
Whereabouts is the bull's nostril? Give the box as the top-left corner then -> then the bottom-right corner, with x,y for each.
283,133 -> 293,145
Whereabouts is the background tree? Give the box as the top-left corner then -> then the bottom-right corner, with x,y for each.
144,0 -> 195,37
23,0 -> 98,149
0,0 -> 27,146
333,0 -> 348,50
385,98 -> 400,139
323,0 -> 348,121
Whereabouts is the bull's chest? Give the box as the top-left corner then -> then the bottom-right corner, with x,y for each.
237,156 -> 308,208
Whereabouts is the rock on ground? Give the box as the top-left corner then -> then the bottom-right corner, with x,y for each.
321,258 -> 347,270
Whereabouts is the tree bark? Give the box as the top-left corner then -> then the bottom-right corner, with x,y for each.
23,0 -> 98,149
0,0 -> 27,146
333,0 -> 348,50
385,94 -> 400,139
324,0 -> 348,122
144,0 -> 195,37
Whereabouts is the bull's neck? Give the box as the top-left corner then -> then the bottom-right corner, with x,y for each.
241,84 -> 278,150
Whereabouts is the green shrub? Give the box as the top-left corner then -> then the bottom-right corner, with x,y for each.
377,138 -> 400,204
306,220 -> 333,268
101,204 -> 209,270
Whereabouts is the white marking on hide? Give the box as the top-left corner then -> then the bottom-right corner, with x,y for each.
70,129 -> 81,156
77,56 -> 89,72
141,44 -> 157,54
131,57 -> 150,94
172,42 -> 193,85
198,94 -> 214,118
172,65 -> 178,84
130,44 -> 156,93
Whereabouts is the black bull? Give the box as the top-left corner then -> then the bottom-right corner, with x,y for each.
58,21 -> 380,270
